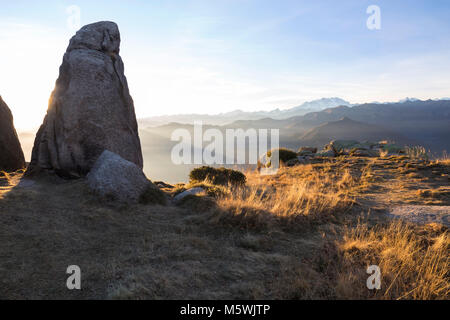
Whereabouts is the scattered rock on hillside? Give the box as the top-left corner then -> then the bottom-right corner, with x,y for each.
297,147 -> 317,156
350,148 -> 379,157
260,139 -> 407,168
27,21 -> 142,178
321,140 -> 406,157
316,149 -> 336,157
87,150 -> 152,203
326,140 -> 360,155
174,187 -> 205,202
0,96 -> 25,172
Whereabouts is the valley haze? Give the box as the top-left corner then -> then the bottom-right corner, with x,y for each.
19,97 -> 450,183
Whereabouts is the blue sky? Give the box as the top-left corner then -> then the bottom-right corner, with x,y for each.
1,0 -> 450,129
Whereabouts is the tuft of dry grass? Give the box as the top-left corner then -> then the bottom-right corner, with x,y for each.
417,187 -> 450,201
337,221 -> 449,299
269,220 -> 449,300
211,165 -> 356,230
405,146 -> 429,161
0,171 -> 12,182
436,152 -> 450,166
0,170 -> 24,199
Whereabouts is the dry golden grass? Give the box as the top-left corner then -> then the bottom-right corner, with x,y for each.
0,171 -> 12,182
172,180 -> 230,199
204,157 -> 449,299
417,187 -> 450,201
435,151 -> 450,163
337,221 -> 449,299
0,156 -> 448,299
211,164 -> 356,230
0,170 -> 23,199
436,157 -> 450,167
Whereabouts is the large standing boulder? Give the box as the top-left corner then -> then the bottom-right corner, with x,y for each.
87,150 -> 161,204
27,21 -> 142,178
0,96 -> 25,171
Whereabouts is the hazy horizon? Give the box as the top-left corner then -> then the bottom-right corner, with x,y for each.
11,96 -> 450,133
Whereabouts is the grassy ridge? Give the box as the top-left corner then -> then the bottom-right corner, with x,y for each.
0,154 -> 448,299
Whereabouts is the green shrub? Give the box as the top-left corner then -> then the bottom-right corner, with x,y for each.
189,166 -> 246,186
382,144 -> 405,154
267,148 -> 298,164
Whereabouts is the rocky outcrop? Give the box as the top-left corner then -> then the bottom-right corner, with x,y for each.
325,140 -> 360,155
349,148 -> 379,157
0,96 -> 25,171
27,21 -> 142,178
315,149 -> 335,157
87,150 -> 152,203
297,147 -> 317,156
260,138 -> 411,169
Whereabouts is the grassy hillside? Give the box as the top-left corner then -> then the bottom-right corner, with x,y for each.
0,153 -> 448,299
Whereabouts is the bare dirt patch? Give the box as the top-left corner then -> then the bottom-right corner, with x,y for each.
387,205 -> 449,227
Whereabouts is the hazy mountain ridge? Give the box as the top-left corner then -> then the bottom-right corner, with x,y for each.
139,97 -> 351,127
223,99 -> 450,149
138,97 -> 450,128
299,117 -> 415,148
18,99 -> 450,183
135,99 -> 450,182
289,100 -> 450,151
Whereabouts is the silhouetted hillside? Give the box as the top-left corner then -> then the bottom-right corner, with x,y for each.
299,117 -> 414,147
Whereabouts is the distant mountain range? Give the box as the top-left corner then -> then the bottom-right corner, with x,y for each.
139,97 -> 351,127
138,97 -> 450,128
299,117 -> 414,148
135,99 -> 450,182
19,98 -> 450,183
226,99 -> 450,152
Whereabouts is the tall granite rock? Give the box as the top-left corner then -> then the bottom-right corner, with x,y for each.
27,21 -> 143,178
0,96 -> 25,171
